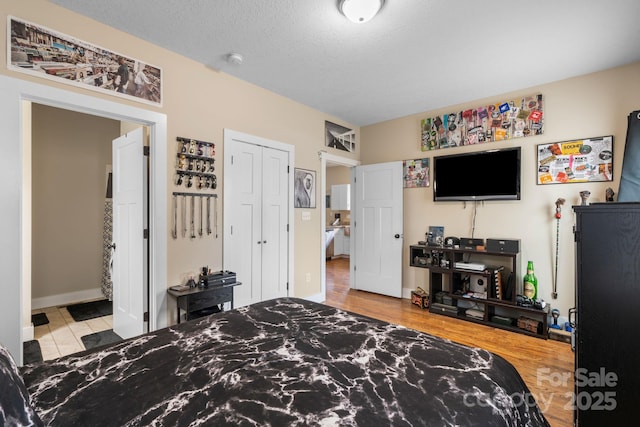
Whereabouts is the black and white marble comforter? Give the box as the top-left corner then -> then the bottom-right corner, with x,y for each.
21,298 -> 549,426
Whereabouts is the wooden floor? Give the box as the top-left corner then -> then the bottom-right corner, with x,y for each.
324,258 -> 574,427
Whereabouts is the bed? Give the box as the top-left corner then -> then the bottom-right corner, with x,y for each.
3,297 -> 549,426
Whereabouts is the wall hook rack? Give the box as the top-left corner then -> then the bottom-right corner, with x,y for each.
171,193 -> 218,239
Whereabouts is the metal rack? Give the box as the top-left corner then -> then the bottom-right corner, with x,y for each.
171,192 -> 218,239
175,136 -> 216,189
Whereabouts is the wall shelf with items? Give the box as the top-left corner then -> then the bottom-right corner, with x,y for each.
175,136 -> 217,189
409,244 -> 548,339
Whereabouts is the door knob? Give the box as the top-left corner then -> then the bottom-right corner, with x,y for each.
394,234 -> 400,239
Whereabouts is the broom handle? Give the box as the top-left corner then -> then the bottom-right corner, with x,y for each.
553,217 -> 560,299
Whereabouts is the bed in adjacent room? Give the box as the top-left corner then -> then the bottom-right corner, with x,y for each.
5,298 -> 549,426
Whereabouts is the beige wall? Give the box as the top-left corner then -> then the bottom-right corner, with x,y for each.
1,0 -> 359,313
361,61 -> 640,319
4,1 -> 639,325
31,104 -> 119,300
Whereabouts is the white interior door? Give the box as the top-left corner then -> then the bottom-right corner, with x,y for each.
112,128 -> 145,338
261,148 -> 289,301
224,130 -> 291,308
226,140 -> 263,307
353,162 -> 403,298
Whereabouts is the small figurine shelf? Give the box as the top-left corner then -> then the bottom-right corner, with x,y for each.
175,136 -> 216,189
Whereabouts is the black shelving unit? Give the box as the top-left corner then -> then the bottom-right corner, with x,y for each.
410,244 -> 549,339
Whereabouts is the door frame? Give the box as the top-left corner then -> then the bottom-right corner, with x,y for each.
0,75 -> 167,364
222,129 -> 295,305
319,152 -> 360,302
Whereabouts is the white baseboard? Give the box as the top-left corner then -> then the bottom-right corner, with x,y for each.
23,325 -> 34,342
304,292 -> 325,304
31,288 -> 104,310
305,289 -> 410,305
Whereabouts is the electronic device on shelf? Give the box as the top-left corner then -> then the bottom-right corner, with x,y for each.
454,262 -> 486,271
463,292 -> 488,299
486,238 -> 520,254
444,236 -> 460,247
465,308 -> 484,319
460,238 -> 484,250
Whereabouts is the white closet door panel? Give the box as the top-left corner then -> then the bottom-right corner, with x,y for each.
261,148 -> 289,300
227,141 -> 263,307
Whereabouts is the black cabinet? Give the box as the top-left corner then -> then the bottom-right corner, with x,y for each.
573,203 -> 640,425
168,282 -> 241,323
410,244 -> 549,339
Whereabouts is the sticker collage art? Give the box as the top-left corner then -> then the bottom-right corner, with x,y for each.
420,94 -> 543,151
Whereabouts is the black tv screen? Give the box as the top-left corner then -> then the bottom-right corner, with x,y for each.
433,147 -> 521,201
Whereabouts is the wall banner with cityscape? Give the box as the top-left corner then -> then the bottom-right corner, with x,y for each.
8,16 -> 162,106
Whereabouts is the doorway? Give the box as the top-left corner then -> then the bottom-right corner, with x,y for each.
319,152 -> 359,302
31,104 -> 121,308
325,165 -> 352,299
0,74 -> 168,364
29,104 -> 129,359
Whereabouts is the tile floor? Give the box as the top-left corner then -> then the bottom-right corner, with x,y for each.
32,303 -> 113,361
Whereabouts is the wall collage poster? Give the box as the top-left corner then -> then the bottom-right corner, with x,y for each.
403,158 -> 430,188
420,94 -> 544,151
536,136 -> 613,184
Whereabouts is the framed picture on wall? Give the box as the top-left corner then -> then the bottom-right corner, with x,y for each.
294,168 -> 316,208
8,16 -> 163,106
536,135 -> 613,184
325,121 -> 355,153
403,158 -> 430,188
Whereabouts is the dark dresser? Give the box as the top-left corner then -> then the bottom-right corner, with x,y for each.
573,203 -> 640,425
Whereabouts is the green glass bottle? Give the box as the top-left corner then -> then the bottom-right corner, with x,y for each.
523,261 -> 538,301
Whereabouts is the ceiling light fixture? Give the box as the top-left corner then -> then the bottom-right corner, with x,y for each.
339,0 -> 384,24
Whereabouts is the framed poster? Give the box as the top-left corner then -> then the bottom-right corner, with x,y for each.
536,136 -> 613,184
325,121 -> 355,153
403,158 -> 430,187
8,16 -> 162,106
294,168 -> 316,208
427,226 -> 444,246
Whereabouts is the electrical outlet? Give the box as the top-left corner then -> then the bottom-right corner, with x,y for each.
305,272 -> 311,283
302,211 -> 311,221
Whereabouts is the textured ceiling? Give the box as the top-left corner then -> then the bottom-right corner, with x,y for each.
50,0 -> 640,126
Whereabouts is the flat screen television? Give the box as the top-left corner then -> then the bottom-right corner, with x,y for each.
433,147 -> 521,201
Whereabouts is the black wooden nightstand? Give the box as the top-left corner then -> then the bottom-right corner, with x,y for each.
167,281 -> 241,323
